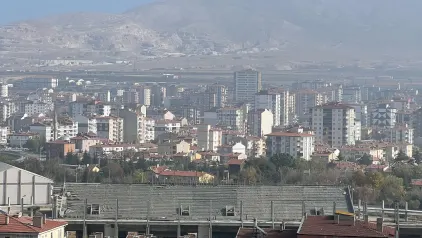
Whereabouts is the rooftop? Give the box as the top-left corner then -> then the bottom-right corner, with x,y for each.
266,132 -> 314,137
298,216 -> 394,237
63,184 -> 352,221
315,103 -> 354,110
0,214 -> 67,234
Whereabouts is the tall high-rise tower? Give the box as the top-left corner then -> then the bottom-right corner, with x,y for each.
234,69 -> 262,102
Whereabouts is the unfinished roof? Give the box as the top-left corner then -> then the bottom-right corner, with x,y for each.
62,184 -> 352,221
298,216 -> 394,237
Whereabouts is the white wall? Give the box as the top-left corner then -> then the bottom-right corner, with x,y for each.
0,165 -> 53,205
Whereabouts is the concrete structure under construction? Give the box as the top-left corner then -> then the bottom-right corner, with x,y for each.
59,183 -> 353,238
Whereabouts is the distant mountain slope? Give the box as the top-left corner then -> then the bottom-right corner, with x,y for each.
1,0 -> 422,60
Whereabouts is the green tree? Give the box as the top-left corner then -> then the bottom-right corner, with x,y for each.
379,175 -> 405,203
65,152 -> 80,165
337,153 -> 346,161
358,154 -> 373,166
368,172 -> 385,189
23,138 -> 42,153
352,170 -> 368,186
269,153 -> 295,169
413,147 -> 422,163
81,152 -> 92,165
240,167 -> 258,185
136,158 -> 149,171
395,150 -> 409,162
245,158 -> 278,184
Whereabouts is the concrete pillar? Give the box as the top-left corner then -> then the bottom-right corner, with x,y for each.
240,200 -> 244,228
357,199 -> 361,220
114,223 -> 119,238
381,200 -> 385,221
198,225 -> 210,238
177,223 -> 181,238
271,201 -> 274,229
104,224 -> 116,238
405,202 -> 409,222
83,224 -> 88,238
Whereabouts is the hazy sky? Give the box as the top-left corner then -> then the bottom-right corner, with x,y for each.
0,0 -> 152,24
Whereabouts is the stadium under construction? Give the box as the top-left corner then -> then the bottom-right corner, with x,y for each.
57,183 -> 354,238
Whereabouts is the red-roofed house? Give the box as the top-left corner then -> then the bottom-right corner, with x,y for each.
0,213 -> 67,237
411,179 -> 422,191
45,140 -> 76,159
227,159 -> 245,177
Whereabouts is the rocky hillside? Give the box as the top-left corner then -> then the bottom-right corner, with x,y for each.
1,0 -> 421,60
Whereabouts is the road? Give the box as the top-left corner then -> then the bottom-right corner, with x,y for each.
0,149 -> 46,162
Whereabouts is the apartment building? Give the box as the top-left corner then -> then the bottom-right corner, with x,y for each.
254,89 -> 289,127
154,119 -> 181,139
29,119 -> 78,142
0,101 -> 18,122
203,84 -> 227,111
311,103 -> 357,148
73,115 -> 97,134
383,125 -> 414,145
247,109 -> 273,137
95,116 -> 124,142
266,128 -> 314,160
234,69 -> 262,102
0,125 -> 9,145
22,101 -> 52,116
294,90 -> 326,124
371,103 -> 397,128
197,124 -> 222,152
217,107 -> 246,133
69,100 -> 111,117
140,117 -> 155,142
8,132 -> 38,147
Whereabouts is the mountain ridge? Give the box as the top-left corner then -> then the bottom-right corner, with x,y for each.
1,0 -> 422,62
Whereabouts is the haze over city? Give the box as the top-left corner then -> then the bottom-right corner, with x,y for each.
0,1 -> 421,238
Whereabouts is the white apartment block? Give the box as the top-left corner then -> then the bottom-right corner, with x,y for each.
154,120 -> 181,139
1,84 -> 8,97
23,102 -> 52,116
140,117 -> 155,142
0,101 -> 17,122
234,70 -> 262,102
217,107 -> 246,133
69,101 -> 111,117
86,103 -> 111,116
95,116 -> 124,142
266,128 -> 314,160
73,115 -> 97,134
96,90 -> 111,103
311,103 -> 356,148
384,125 -> 414,145
247,109 -> 273,137
254,89 -> 290,127
29,121 -> 78,142
197,124 -> 222,152
89,144 -> 137,158
0,126 -> 9,145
